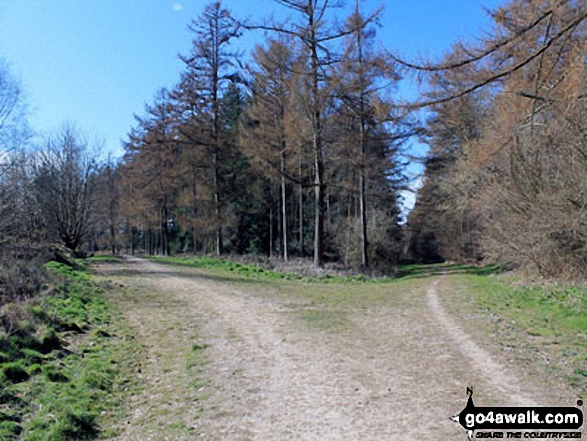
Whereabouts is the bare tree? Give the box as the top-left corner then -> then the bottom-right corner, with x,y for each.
34,126 -> 98,253
333,1 -> 399,268
0,60 -> 29,153
0,61 -> 46,303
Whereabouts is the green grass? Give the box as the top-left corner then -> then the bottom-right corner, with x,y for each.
0,261 -> 141,440
446,273 -> 587,394
147,256 -> 432,331
88,255 -> 123,264
396,262 -> 503,279
142,256 -> 428,339
296,309 -> 351,331
456,275 -> 586,335
150,256 -> 503,284
143,256 -> 585,394
157,257 -> 585,391
149,255 -> 384,284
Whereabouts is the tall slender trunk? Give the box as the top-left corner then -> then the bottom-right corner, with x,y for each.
281,150 -> 289,262
212,17 -> 222,257
298,150 -> 304,257
130,224 -> 135,256
160,206 -> 170,256
326,187 -> 331,225
359,171 -> 368,267
192,166 -> 198,254
309,1 -> 325,268
148,228 -> 154,255
277,183 -> 282,255
269,184 -> 274,258
213,151 -> 222,257
109,221 -> 116,255
356,0 -> 369,268
279,108 -> 289,262
345,196 -> 353,266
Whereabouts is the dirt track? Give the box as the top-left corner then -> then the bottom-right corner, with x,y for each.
97,257 -> 573,440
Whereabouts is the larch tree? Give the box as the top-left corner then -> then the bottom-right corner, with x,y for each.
123,89 -> 181,256
404,0 -> 587,277
333,2 -> 399,268
243,37 -> 299,261
179,1 -> 243,256
250,0 -> 381,267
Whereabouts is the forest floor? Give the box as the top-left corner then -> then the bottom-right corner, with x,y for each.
93,257 -> 583,440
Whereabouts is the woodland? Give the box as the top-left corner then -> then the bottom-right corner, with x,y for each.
1,0 -> 587,303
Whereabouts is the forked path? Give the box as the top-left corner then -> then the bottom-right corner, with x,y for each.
98,257 -> 567,440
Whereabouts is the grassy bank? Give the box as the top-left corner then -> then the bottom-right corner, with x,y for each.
0,261 -> 141,440
445,273 -> 587,396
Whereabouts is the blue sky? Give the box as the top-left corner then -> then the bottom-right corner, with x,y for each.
0,0 -> 501,211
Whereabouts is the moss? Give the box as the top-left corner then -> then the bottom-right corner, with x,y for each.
43,365 -> 69,383
0,262 -> 141,439
0,420 -> 23,440
27,363 -> 43,376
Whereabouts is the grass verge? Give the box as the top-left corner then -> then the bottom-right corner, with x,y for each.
395,262 -> 504,278
88,255 -> 124,264
148,255 -> 395,284
0,260 -> 141,440
445,273 -> 586,396
92,258 -> 208,438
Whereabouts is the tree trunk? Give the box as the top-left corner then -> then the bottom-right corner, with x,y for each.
309,1 -> 325,268
213,151 -> 222,256
130,225 -> 135,256
110,221 -> 116,255
298,151 -> 304,257
161,205 -> 170,256
192,166 -> 198,255
359,172 -> 368,268
314,151 -> 325,268
269,184 -> 274,258
281,151 -> 289,262
212,22 -> 222,257
356,0 -> 369,269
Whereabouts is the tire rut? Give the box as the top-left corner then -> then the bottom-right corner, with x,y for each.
100,258 -> 562,440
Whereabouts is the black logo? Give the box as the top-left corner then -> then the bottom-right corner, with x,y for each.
450,388 -> 583,440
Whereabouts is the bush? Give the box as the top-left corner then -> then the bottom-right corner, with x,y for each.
0,255 -> 49,306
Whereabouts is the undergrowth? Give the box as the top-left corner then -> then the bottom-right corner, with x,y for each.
148,255 -> 502,284
148,256 -> 383,283
0,260 -> 140,440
